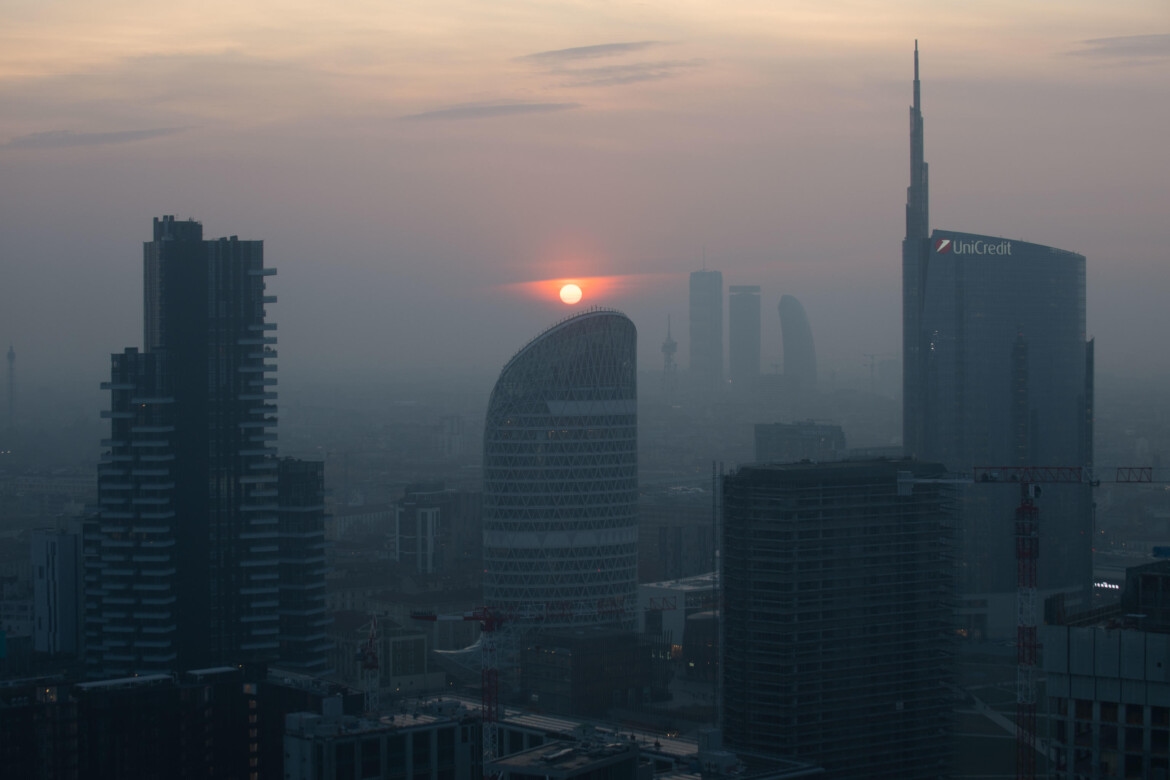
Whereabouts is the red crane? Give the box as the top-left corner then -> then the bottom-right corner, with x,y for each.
973,466 -> 1152,780
412,607 -> 506,775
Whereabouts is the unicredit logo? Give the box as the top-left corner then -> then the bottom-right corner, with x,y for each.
935,237 -> 1012,256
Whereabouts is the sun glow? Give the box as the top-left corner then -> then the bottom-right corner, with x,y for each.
559,283 -> 583,304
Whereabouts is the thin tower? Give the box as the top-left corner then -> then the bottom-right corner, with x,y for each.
902,40 -> 930,457
662,316 -> 678,402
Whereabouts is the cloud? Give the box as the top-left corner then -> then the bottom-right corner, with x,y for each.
519,41 -> 660,64
1,126 -> 187,150
400,102 -> 581,121
518,41 -> 702,88
1070,34 -> 1170,59
557,59 -> 705,88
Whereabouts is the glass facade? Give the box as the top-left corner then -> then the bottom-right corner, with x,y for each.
916,229 -> 1093,601
482,310 -> 638,628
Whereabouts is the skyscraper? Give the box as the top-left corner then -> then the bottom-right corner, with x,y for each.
728,285 -> 761,390
721,460 -> 954,778
900,48 -> 1094,635
85,216 -> 327,676
688,270 -> 723,397
777,294 -> 817,393
482,309 -> 637,627
902,41 -> 930,458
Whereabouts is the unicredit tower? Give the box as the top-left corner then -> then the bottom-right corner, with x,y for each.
902,47 -> 1094,638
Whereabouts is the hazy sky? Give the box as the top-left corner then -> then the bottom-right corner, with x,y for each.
1,1 -> 1167,394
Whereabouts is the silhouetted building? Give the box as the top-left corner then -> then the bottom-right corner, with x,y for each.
754,422 -> 845,463
777,295 -> 817,393
689,270 -> 723,398
728,285 -> 761,391
31,528 -> 81,656
85,216 -> 327,676
899,49 -> 1094,636
902,41 -> 930,458
482,310 -> 638,627
278,458 -> 331,675
722,460 -> 954,778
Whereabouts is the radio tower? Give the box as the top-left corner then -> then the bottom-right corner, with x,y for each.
661,317 -> 678,404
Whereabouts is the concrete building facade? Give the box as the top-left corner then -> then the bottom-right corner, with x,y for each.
721,460 -> 954,778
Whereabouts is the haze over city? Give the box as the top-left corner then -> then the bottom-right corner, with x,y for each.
2,2 -> 1168,395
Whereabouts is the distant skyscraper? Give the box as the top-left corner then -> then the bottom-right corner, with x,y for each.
722,460 -> 954,778
689,270 -> 723,397
728,285 -> 761,390
85,216 -> 327,676
900,47 -> 1095,635
777,295 -> 817,392
482,310 -> 637,627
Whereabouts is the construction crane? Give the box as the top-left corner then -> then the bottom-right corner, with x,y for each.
972,466 -> 1152,780
357,613 -> 381,714
411,607 -> 505,776
411,600 -> 630,776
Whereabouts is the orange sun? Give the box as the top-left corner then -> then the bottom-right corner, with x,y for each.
559,283 -> 583,304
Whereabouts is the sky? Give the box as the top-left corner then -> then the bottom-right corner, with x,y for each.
1,1 -> 1168,396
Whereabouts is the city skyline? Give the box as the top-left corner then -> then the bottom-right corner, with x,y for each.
1,6 -> 1167,392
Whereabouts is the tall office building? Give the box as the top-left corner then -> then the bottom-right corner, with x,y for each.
900,48 -> 1094,635
722,460 -> 954,778
777,295 -> 817,392
689,270 -> 723,397
728,285 -> 761,390
85,216 -> 327,676
482,310 -> 637,627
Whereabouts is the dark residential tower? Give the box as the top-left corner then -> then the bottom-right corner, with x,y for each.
722,460 -> 954,777
85,217 -> 327,676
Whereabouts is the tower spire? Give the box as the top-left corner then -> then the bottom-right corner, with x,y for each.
902,41 -> 930,458
906,41 -> 928,241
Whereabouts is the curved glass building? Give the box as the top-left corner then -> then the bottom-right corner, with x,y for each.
778,294 -> 817,392
482,310 -> 638,628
